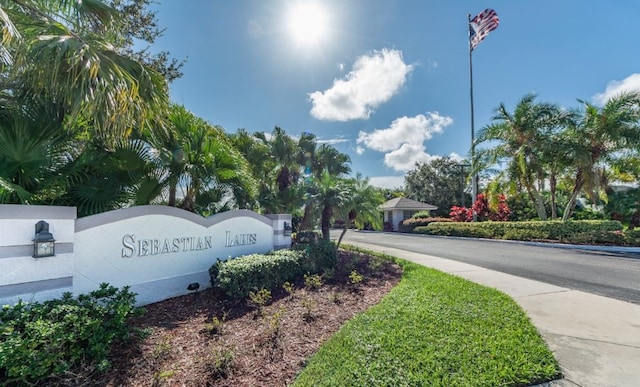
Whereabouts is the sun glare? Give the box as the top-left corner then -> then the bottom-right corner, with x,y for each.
286,2 -> 329,46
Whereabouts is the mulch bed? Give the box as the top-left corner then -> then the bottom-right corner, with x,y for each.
89,250 -> 402,386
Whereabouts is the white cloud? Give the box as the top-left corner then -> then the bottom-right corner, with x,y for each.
384,143 -> 434,172
448,152 -> 464,162
317,137 -> 349,145
357,112 -> 452,152
592,73 -> 640,105
308,48 -> 413,121
368,176 -> 405,189
356,112 -> 453,172
355,146 -> 365,155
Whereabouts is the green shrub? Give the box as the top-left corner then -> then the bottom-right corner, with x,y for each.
214,250 -> 304,300
0,283 -> 141,384
295,239 -> 337,274
304,273 -> 324,290
292,230 -> 321,245
411,211 -> 432,219
421,220 -> 623,243
503,228 -> 547,241
400,217 -> 452,233
623,230 -> 640,246
564,229 -> 639,246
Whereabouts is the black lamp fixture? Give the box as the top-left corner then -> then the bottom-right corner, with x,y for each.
187,282 -> 200,302
33,220 -> 55,258
187,282 -> 200,292
283,221 -> 292,236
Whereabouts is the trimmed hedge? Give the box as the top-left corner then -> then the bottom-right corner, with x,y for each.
211,239 -> 340,300
399,217 -> 452,233
211,249 -> 305,300
415,220 -> 631,245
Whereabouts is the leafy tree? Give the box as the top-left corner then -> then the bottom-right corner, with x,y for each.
107,0 -> 185,82
251,127 -> 305,214
0,0 -> 168,141
561,92 -> 640,220
475,94 -> 569,221
298,135 -> 351,230
506,192 -> 539,221
144,105 -> 256,214
404,156 -> 469,217
0,100 -> 74,204
55,138 -> 158,216
336,174 -> 385,248
309,172 -> 351,242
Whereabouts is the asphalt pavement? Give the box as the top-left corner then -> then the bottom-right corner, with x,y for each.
340,234 -> 640,387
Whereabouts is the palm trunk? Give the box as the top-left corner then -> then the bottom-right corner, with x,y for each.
299,202 -> 314,230
629,209 -> 640,230
550,174 -> 557,220
337,224 -> 348,249
523,177 -> 547,221
562,171 -> 584,221
321,205 -> 332,242
168,183 -> 177,207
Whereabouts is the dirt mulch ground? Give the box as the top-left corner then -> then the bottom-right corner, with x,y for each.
90,250 -> 402,386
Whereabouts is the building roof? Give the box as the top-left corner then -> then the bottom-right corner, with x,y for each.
379,197 -> 438,211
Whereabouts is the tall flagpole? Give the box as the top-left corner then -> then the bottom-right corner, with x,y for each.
468,14 -> 478,222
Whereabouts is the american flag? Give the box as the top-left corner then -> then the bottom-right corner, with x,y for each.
469,9 -> 499,51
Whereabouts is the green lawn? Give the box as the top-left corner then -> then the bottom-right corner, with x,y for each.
294,249 -> 560,386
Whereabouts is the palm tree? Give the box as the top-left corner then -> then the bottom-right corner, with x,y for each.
310,172 -> 351,242
251,127 -> 304,214
1,0 -> 168,141
0,0 -> 171,211
298,139 -> 352,230
313,144 -> 351,178
178,123 -> 256,213
0,100 -> 72,204
561,92 -> 640,220
336,174 -> 384,248
56,138 -> 158,216
143,105 -> 256,214
476,94 -> 567,220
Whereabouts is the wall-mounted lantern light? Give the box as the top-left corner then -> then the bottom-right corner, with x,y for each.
283,221 -> 292,236
33,220 -> 55,258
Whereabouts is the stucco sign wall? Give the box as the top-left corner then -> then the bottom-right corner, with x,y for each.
0,205 -> 291,306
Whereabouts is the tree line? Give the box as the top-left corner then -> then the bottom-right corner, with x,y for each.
404,92 -> 640,226
0,1 -> 387,240
5,1 -> 637,232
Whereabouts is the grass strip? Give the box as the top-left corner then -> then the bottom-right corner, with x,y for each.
294,247 -> 561,387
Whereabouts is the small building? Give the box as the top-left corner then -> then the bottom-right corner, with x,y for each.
380,197 -> 438,231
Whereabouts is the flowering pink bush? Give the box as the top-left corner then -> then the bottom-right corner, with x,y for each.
449,206 -> 473,222
450,193 -> 510,222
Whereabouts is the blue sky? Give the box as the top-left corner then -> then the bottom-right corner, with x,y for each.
148,1 -> 640,189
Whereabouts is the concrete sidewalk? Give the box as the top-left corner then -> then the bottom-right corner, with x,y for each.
348,242 -> 640,387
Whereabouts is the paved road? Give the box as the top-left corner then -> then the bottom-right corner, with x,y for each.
333,230 -> 640,305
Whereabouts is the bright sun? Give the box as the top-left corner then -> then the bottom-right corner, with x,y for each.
286,2 -> 329,46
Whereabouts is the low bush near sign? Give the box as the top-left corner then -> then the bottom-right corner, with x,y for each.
211,239 -> 340,300
294,239 -> 338,274
212,250 -> 305,300
0,283 -> 142,384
